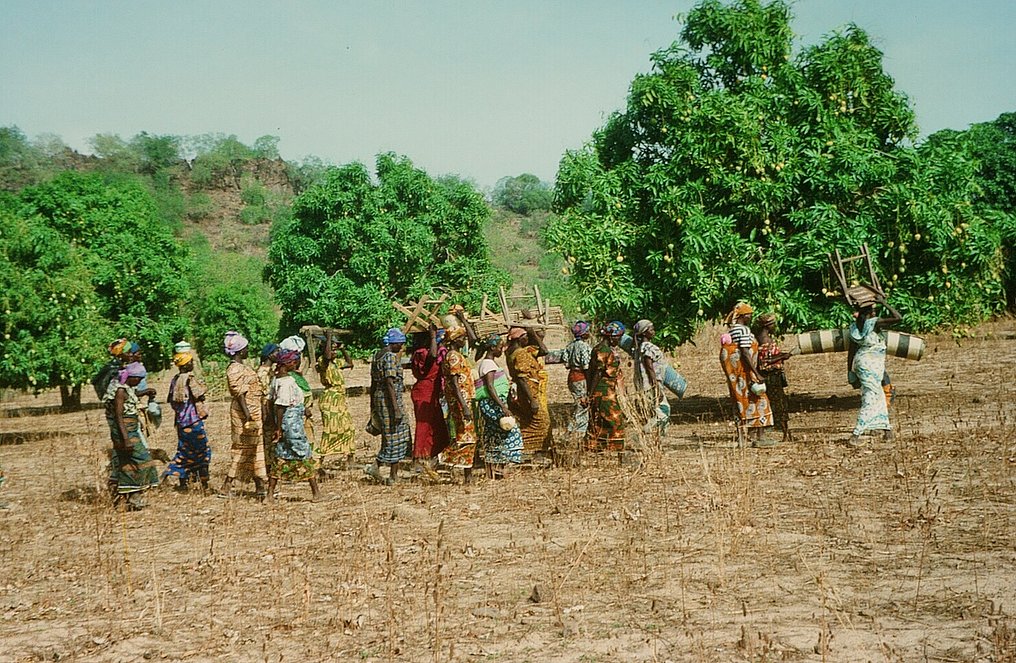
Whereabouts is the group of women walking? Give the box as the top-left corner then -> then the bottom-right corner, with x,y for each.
95,294 -> 901,507
365,311 -> 539,486
719,296 -> 901,448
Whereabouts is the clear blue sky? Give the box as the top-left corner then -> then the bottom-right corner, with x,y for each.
2,1 -> 1014,189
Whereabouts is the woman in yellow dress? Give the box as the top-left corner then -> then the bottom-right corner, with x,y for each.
505,326 -> 552,458
316,331 -> 356,467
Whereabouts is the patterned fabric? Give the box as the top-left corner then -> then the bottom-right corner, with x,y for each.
506,345 -> 551,454
169,373 -> 206,428
223,331 -> 248,355
724,302 -> 753,325
850,317 -> 890,435
728,323 -> 753,350
383,328 -> 407,344
103,384 -> 159,494
226,361 -> 267,482
567,377 -> 589,434
317,360 -> 356,456
440,349 -> 478,468
163,421 -> 211,482
602,321 -> 625,337
719,331 -> 773,429
370,349 -> 412,464
474,359 -> 510,400
758,340 -> 789,437
571,320 -> 591,338
636,340 -> 666,392
586,342 -> 626,452
411,347 -> 450,459
257,364 -> 276,468
476,398 -> 523,465
270,400 -> 318,481
561,338 -> 592,371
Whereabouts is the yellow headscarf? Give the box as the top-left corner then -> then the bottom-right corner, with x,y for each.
173,351 -> 193,367
724,302 -> 753,325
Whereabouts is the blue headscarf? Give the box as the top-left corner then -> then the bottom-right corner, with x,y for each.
383,328 -> 407,345
261,342 -> 279,361
602,321 -> 626,337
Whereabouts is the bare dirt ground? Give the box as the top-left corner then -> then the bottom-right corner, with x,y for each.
1,322 -> 1014,662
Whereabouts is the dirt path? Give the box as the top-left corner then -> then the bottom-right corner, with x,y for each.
1,323 -> 1014,662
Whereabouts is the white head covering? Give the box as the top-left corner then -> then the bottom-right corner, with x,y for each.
279,335 -> 306,353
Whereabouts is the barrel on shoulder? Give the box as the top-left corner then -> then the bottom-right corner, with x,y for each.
796,329 -> 925,361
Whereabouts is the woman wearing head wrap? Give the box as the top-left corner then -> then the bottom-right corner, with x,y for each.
586,322 -> 628,454
92,338 -> 131,400
755,314 -> 794,443
409,324 -> 449,479
720,303 -> 773,447
220,332 -> 268,499
102,361 -> 159,508
505,326 -> 552,459
267,350 -> 322,500
558,321 -> 594,434
847,292 -> 901,447
633,319 -> 670,433
163,351 -> 211,491
439,325 -> 479,483
316,331 -> 356,467
474,333 -> 523,477
366,328 -> 412,485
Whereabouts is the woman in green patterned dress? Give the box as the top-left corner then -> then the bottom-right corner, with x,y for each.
268,350 -> 322,501
103,361 -> 160,509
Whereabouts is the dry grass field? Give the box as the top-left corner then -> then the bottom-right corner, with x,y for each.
1,323 -> 1014,662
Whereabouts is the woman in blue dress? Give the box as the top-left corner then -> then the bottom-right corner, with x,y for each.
847,291 -> 901,447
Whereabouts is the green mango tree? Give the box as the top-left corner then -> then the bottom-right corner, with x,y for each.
267,153 -> 509,349
547,0 -> 1015,345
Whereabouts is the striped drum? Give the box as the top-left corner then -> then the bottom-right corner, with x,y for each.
796,329 -> 850,355
884,331 -> 925,361
796,329 -> 925,361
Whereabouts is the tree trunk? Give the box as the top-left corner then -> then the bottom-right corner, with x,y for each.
59,384 -> 82,410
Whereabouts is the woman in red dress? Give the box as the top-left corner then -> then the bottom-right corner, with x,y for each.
410,324 -> 450,478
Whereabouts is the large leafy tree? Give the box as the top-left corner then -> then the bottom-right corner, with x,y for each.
931,112 -> 1016,308
267,153 -> 509,347
0,209 -> 108,406
547,0 -> 1015,344
11,172 -> 192,374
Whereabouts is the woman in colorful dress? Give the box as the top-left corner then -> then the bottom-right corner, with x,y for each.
219,331 -> 268,500
505,326 -> 552,459
440,325 -> 479,484
558,321 -> 593,434
316,331 -> 356,467
719,303 -> 774,447
474,334 -> 523,478
258,343 -> 279,469
756,314 -> 793,443
279,335 -> 315,443
410,324 -> 449,477
268,350 -> 322,500
163,349 -> 211,492
585,321 -> 628,455
633,319 -> 670,433
847,291 -> 901,447
366,328 -> 412,485
103,361 -> 160,509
